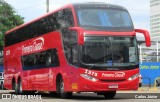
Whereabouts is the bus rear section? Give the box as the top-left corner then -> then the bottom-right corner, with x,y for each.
4,2 -> 151,99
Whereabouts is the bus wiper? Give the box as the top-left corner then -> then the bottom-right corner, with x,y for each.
129,62 -> 138,69
130,62 -> 138,65
89,62 -> 102,70
89,64 -> 95,70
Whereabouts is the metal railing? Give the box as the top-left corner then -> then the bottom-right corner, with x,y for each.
141,77 -> 151,88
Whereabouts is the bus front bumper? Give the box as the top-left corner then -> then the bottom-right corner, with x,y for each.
76,77 -> 139,92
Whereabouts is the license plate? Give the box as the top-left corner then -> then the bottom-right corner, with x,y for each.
108,84 -> 118,88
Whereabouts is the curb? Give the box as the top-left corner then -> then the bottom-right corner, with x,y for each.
138,87 -> 158,91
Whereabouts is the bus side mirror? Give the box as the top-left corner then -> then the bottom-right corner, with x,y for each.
68,27 -> 84,45
135,29 -> 151,47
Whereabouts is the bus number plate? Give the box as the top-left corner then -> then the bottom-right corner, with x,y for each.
108,84 -> 118,88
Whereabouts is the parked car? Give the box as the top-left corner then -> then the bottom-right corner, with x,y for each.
156,77 -> 160,86
139,74 -> 142,87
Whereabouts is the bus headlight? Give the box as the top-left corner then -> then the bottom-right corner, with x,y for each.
128,73 -> 139,81
80,74 -> 98,82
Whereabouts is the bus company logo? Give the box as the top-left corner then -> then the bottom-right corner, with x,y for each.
6,50 -> 10,56
22,37 -> 44,54
102,72 -> 125,78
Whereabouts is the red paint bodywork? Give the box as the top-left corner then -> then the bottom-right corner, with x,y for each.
4,4 -> 150,92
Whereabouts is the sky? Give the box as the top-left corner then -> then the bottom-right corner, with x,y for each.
4,0 -> 150,31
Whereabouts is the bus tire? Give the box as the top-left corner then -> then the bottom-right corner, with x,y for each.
17,79 -> 23,94
49,91 -> 58,97
139,83 -> 142,87
12,79 -> 18,93
1,82 -> 4,90
103,91 -> 116,99
57,77 -> 72,99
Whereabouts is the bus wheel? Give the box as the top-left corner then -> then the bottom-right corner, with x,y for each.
103,91 -> 116,99
57,77 -> 72,98
17,79 -> 23,94
1,82 -> 4,90
49,91 -> 58,97
12,80 -> 18,93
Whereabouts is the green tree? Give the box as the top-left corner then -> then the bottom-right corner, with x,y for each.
0,0 -> 24,50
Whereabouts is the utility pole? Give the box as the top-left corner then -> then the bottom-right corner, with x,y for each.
46,0 -> 49,13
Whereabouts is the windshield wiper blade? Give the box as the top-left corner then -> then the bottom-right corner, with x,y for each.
89,62 -> 103,70
89,64 -> 95,70
129,62 -> 138,69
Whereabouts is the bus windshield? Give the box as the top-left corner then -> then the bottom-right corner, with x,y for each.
76,8 -> 134,31
80,36 -> 139,68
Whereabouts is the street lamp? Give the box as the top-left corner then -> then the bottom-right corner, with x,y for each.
46,0 -> 49,13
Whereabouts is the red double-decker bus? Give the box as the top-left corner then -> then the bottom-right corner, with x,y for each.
4,2 -> 151,99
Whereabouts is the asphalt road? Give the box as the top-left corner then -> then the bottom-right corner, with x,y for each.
0,89 -> 160,102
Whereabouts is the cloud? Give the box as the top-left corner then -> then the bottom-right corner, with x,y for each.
49,4 -> 63,11
5,0 -> 46,22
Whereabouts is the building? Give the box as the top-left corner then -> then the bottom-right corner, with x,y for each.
138,0 -> 160,63
149,0 -> 160,62
150,0 -> 160,38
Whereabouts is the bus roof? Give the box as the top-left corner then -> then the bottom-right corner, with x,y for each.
5,2 -> 127,35
73,2 -> 127,10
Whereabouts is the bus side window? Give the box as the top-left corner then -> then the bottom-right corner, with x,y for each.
46,53 -> 52,66
22,55 -> 34,70
52,12 -> 60,30
63,9 -> 74,27
51,49 -> 60,67
46,49 -> 60,67
71,45 -> 78,64
58,9 -> 74,28
21,49 -> 60,70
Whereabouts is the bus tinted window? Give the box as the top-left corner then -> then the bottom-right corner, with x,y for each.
22,49 -> 60,70
76,8 -> 134,31
62,30 -> 78,65
80,36 -> 138,67
5,9 -> 74,47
